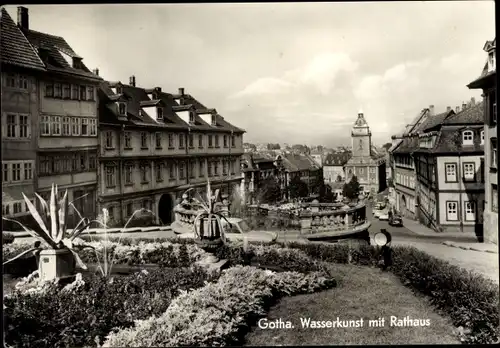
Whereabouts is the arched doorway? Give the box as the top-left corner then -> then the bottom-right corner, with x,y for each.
158,194 -> 174,225
401,195 -> 407,217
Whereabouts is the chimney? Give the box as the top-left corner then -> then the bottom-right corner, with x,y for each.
446,106 -> 451,112
462,102 -> 467,110
429,105 -> 435,116
17,7 -> 29,30
179,87 -> 185,96
471,97 -> 476,105
93,68 -> 99,76
456,106 -> 460,113
155,87 -> 162,93
129,75 -> 136,87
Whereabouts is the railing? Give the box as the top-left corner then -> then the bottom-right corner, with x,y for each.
172,201 -> 230,233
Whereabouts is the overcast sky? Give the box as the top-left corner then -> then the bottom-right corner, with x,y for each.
4,2 -> 495,147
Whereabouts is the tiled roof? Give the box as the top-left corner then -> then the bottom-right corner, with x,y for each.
0,8 -> 45,70
418,110 -> 453,133
21,28 -> 101,80
99,82 -> 245,133
324,152 -> 351,166
389,108 -> 429,153
442,102 -> 483,125
282,153 -> 320,172
430,125 -> 484,154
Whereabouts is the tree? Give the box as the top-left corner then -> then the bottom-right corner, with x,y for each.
256,177 -> 281,204
336,174 -> 343,182
288,176 -> 309,199
310,171 -> 324,195
267,143 -> 281,150
318,183 -> 334,202
342,175 -> 361,200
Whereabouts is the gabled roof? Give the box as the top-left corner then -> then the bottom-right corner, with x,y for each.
430,125 -> 484,154
281,153 -> 320,172
324,152 -> 351,166
0,8 -> 45,70
388,108 -> 429,153
442,102 -> 483,125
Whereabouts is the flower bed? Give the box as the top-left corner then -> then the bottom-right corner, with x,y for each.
103,265 -> 336,347
4,266 -> 214,348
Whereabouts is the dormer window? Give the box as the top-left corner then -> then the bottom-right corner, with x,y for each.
481,130 -> 485,145
462,130 -> 474,146
189,111 -> 195,124
118,102 -> 127,116
488,51 -> 496,72
157,107 -> 163,121
211,114 -> 217,126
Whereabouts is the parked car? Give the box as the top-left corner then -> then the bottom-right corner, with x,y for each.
379,213 -> 389,221
177,217 -> 279,243
373,210 -> 383,219
388,212 -> 403,226
374,201 -> 386,210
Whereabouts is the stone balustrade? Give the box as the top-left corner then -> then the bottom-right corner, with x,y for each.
298,202 -> 367,235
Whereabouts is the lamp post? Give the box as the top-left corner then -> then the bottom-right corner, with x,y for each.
374,229 -> 393,271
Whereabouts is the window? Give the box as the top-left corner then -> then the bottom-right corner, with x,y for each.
215,135 -> 219,148
179,134 -> 185,149
223,161 -> 228,175
462,130 -> 474,146
79,85 -> 87,100
446,201 -> 458,221
169,162 -> 175,179
13,202 -> 22,214
223,135 -> 228,148
190,161 -> 196,178
199,160 -> 204,177
168,134 -> 174,148
214,161 -> 219,176
370,167 -> 376,174
6,114 -> 16,138
140,165 -> 148,183
118,103 -> 126,116
208,135 -> 213,148
51,116 -> 61,136
108,206 -> 115,220
45,82 -> 54,97
198,134 -> 203,148
464,201 -> 476,221
11,163 -> 21,181
18,75 -> 28,89
125,164 -> 133,185
492,184 -> 498,213
19,115 -> 29,138
141,132 -> 148,148
62,117 -> 71,136
156,163 -> 163,182
179,162 -> 185,179
24,162 -> 33,180
3,163 -> 9,182
72,84 -> 79,100
63,84 -> 71,99
2,204 -> 10,216
211,114 -> 217,126
105,131 -> 113,148
157,107 -> 163,120
189,134 -> 194,148
87,86 -> 94,101
6,74 -> 16,88
89,154 -> 96,170
90,119 -> 97,136
207,161 -> 212,176
105,166 -> 116,187
445,163 -> 457,182
463,163 -> 475,181
54,83 -> 62,98
359,168 -> 364,174
231,135 -> 236,148
155,133 -> 162,149
124,132 -> 132,149
71,118 -> 80,136
126,203 -> 133,217
491,138 -> 497,168
81,118 -> 89,136
231,160 -> 236,174
481,130 -> 484,145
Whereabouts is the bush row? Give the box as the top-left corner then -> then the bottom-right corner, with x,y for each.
4,266 -> 214,348
103,265 -> 336,347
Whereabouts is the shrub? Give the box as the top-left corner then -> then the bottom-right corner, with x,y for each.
3,232 -> 15,244
103,265 -> 337,347
4,266 -> 213,348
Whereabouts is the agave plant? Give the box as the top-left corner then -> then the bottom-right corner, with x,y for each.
187,178 -> 231,243
2,184 -> 95,270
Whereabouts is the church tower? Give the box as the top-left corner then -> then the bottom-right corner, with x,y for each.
351,109 -> 372,158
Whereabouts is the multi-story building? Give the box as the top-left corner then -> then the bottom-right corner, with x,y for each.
323,152 -> 351,183
391,107 -> 454,219
2,7 -> 102,227
413,100 -> 484,235
240,152 -> 278,204
310,149 -> 324,167
281,153 -> 323,196
98,79 -> 245,226
468,37 -> 497,244
344,110 -> 386,195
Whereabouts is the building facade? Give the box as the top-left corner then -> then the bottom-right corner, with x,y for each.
323,152 -> 351,183
240,153 -> 278,204
98,79 -> 245,226
468,38 -> 497,244
344,111 -> 386,195
2,7 -> 102,227
413,101 -> 484,235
